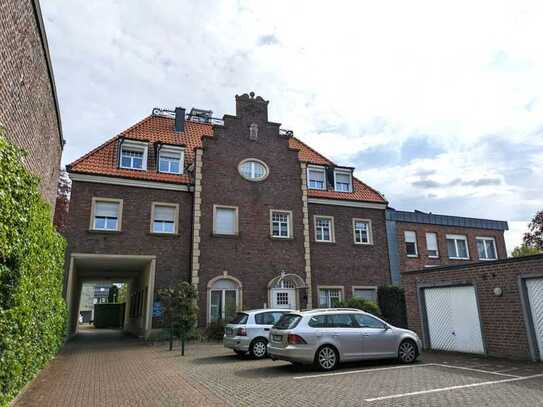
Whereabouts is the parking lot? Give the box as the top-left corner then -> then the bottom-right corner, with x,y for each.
178,343 -> 543,406
14,332 -> 543,406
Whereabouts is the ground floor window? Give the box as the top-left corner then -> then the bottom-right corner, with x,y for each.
209,278 -> 240,323
352,287 -> 378,302
319,287 -> 343,308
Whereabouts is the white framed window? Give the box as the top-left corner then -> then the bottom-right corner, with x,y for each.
90,198 -> 123,231
476,237 -> 497,260
314,215 -> 334,242
404,231 -> 418,257
446,234 -> 470,259
352,286 -> 378,302
426,232 -> 439,258
307,166 -> 326,190
238,158 -> 269,181
334,169 -> 352,192
213,205 -> 238,236
318,286 -> 344,308
158,146 -> 184,174
270,210 -> 292,238
353,219 -> 372,244
120,140 -> 148,170
151,203 -> 178,234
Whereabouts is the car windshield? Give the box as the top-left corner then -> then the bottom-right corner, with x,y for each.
274,313 -> 301,330
229,312 -> 249,325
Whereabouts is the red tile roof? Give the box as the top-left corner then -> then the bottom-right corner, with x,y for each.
68,115 -> 386,203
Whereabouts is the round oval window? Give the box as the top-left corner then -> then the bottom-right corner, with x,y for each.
238,159 -> 269,181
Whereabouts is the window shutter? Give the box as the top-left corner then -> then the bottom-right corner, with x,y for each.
215,208 -> 236,234
154,206 -> 175,222
95,202 -> 119,218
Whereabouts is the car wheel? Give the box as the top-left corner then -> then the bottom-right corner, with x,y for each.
315,345 -> 339,371
250,339 -> 268,359
233,350 -> 246,356
398,340 -> 418,364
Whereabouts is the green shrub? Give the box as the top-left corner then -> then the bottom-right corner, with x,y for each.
378,285 -> 407,328
336,297 -> 381,316
0,133 -> 67,407
204,320 -> 226,341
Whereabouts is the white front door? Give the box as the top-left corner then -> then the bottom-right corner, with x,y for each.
424,286 -> 484,354
271,288 -> 296,309
526,278 -> 543,361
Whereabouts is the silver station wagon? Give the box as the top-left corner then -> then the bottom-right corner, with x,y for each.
223,309 -> 290,359
269,309 -> 422,370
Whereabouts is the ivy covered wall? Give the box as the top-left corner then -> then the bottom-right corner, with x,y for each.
0,133 -> 67,406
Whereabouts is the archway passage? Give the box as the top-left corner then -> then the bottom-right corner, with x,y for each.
65,254 -> 156,339
268,273 -> 306,310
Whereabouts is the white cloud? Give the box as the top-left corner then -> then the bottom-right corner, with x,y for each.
41,0 -> 543,250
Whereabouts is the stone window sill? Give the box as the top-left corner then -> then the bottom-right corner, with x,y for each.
88,229 -> 122,235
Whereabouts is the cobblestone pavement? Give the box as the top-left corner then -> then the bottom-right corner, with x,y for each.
13,330 -> 543,406
13,329 -> 226,407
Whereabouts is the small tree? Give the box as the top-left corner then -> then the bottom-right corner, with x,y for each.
524,210 -> 543,250
158,281 -> 198,355
512,244 -> 541,257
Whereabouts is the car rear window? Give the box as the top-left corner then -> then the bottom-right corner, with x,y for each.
255,311 -> 285,325
274,313 -> 301,330
229,312 -> 249,324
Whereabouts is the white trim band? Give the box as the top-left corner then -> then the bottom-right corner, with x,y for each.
308,197 -> 386,210
69,173 -> 191,191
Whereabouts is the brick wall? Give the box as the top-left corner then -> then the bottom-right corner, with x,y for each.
396,222 -> 507,273
0,0 -> 62,208
308,204 -> 390,306
197,96 -> 306,323
402,254 -> 543,360
65,181 -> 192,302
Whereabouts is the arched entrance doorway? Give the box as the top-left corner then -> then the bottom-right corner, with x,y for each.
268,273 -> 305,310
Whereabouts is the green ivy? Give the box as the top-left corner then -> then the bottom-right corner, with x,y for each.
0,133 -> 67,407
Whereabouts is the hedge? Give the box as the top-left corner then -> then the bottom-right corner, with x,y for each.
0,133 -> 67,407
378,285 -> 408,328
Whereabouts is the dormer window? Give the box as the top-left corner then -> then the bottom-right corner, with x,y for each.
334,169 -> 352,192
308,166 -> 326,190
158,145 -> 184,175
120,140 -> 148,171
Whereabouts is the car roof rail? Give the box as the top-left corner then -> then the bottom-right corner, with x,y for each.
304,308 -> 364,313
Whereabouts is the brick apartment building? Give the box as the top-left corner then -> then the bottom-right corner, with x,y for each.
386,209 -> 508,283
64,93 -> 390,336
64,92 -> 511,337
0,0 -> 64,207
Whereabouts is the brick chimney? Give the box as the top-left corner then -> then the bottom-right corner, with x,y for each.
175,107 -> 185,132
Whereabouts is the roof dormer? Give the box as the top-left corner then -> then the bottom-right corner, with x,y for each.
119,139 -> 148,171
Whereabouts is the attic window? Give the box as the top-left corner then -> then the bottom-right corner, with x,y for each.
120,140 -> 148,171
307,166 -> 326,190
158,146 -> 184,175
334,169 -> 352,192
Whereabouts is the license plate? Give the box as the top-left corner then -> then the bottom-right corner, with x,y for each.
225,328 -> 233,336
272,334 -> 282,342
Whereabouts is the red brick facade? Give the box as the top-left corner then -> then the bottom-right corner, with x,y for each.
395,222 -> 507,273
0,0 -> 63,207
65,93 -> 391,329
402,254 -> 543,360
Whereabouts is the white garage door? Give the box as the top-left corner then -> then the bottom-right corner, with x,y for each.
424,286 -> 485,354
526,278 -> 543,361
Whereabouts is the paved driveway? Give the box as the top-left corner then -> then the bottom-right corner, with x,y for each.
13,330 -> 543,406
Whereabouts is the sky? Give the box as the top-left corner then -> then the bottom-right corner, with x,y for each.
42,1 -> 543,253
